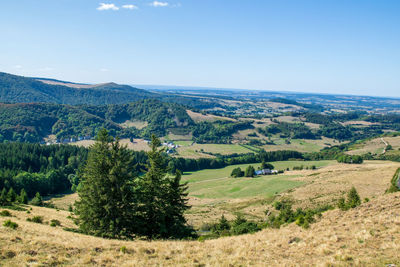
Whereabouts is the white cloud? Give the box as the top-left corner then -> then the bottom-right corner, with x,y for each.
100,68 -> 109,72
150,1 -> 169,7
13,65 -> 23,69
97,3 -> 119,11
122,4 -> 138,10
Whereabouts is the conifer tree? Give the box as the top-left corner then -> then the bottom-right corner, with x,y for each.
138,135 -> 192,239
7,188 -> 17,203
0,188 -> 8,206
19,189 -> 28,204
347,186 -> 361,208
138,135 -> 169,238
164,170 -> 194,238
75,129 -> 139,238
30,192 -> 43,206
245,165 -> 255,177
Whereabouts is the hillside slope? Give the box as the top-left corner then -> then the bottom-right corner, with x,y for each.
0,72 -> 156,105
0,99 -> 194,142
1,192 -> 399,266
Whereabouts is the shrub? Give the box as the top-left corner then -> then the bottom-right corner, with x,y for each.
230,167 -> 244,178
27,216 -> 43,224
3,220 -> 18,229
50,219 -> 61,227
0,210 -> 11,217
338,187 -> 361,210
230,215 -> 260,235
211,215 -> 231,235
386,168 -> 400,193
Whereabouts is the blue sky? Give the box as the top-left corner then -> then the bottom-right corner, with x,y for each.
0,0 -> 399,97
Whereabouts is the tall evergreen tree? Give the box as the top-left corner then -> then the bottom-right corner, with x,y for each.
7,188 -> 17,203
164,170 -> 194,238
245,165 -> 255,177
138,135 -> 193,239
30,192 -> 43,206
0,188 -> 8,205
19,189 -> 28,204
75,129 -> 139,238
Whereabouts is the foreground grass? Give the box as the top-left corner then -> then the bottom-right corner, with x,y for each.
1,192 -> 400,266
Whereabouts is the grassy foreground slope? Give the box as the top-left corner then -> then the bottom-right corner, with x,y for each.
0,192 -> 399,266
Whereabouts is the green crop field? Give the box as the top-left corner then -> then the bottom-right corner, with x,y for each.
182,160 -> 335,199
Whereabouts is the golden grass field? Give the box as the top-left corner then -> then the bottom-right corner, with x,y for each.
186,110 -> 236,123
72,139 -> 151,152
1,192 -> 399,266
348,136 -> 400,155
1,160 -> 399,266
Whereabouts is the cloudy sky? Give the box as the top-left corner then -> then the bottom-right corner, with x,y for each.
0,0 -> 399,97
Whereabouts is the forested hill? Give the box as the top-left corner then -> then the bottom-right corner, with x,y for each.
0,72 -> 156,105
0,99 -> 194,142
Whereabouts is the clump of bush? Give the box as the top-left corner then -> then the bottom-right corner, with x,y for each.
3,220 -> 18,229
336,154 -> 363,164
230,167 -> 244,178
50,219 -> 61,227
386,168 -> 400,193
201,214 -> 261,240
338,187 -> 361,211
27,216 -> 43,224
266,199 -> 333,229
0,210 -> 12,217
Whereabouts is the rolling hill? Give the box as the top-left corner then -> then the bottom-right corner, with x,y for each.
0,72 -> 156,105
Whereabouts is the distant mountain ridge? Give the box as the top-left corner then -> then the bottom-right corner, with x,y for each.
0,72 -> 157,105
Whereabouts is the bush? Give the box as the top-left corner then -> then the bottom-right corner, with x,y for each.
27,216 -> 43,224
230,167 -> 244,178
0,210 -> 11,217
211,215 -> 231,235
338,187 -> 361,211
3,220 -> 18,229
386,168 -> 400,193
267,201 -> 331,229
50,219 -> 61,227
230,215 -> 260,235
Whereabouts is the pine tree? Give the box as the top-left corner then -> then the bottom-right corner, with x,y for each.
138,134 -> 169,238
138,135 -> 193,239
0,188 -> 8,206
75,129 -> 139,238
30,192 -> 43,206
164,170 -> 194,238
7,188 -> 17,203
19,189 -> 28,204
245,165 -> 255,177
347,186 -> 361,208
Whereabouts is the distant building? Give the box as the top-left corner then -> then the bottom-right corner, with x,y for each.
255,169 -> 278,176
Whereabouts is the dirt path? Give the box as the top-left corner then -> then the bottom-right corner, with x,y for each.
381,137 -> 389,154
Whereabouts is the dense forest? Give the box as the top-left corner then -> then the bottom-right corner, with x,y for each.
0,99 -> 194,142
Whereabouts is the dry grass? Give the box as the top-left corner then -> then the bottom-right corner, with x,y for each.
186,110 -> 236,123
348,136 -> 400,155
119,120 -> 148,129
2,191 -> 400,266
72,139 -> 151,152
